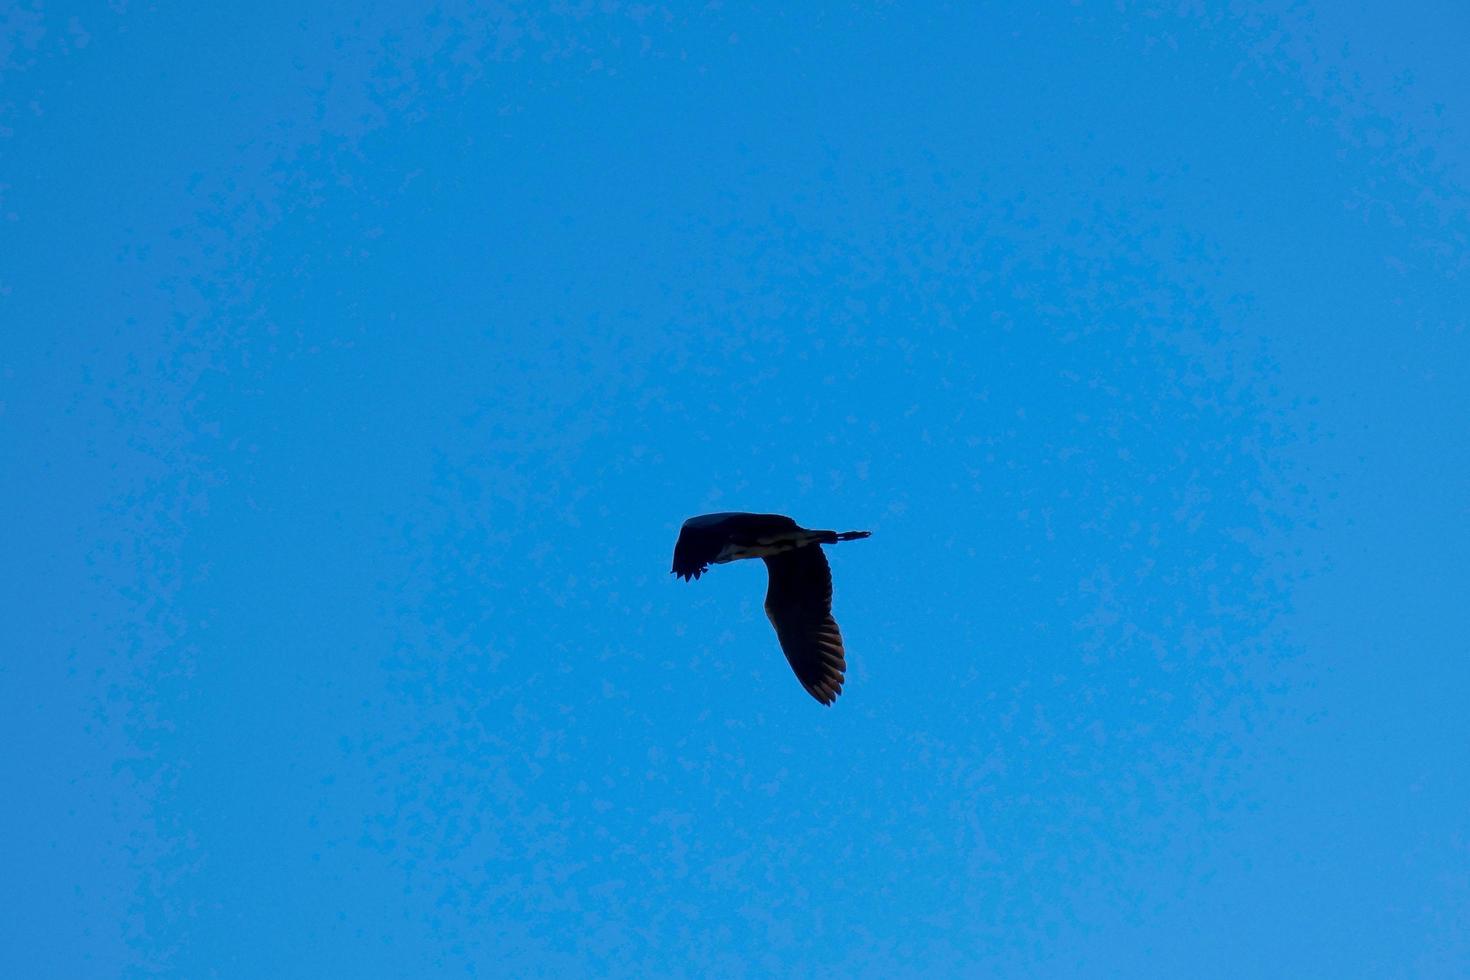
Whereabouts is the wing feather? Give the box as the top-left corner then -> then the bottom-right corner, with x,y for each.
762,546 -> 848,705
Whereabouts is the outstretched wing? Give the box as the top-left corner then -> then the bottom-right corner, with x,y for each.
671,512 -> 804,581
671,523 -> 724,581
762,545 -> 847,705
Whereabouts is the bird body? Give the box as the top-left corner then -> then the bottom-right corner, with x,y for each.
671,512 -> 870,705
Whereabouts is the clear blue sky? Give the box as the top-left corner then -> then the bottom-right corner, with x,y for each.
4,3 -> 1468,976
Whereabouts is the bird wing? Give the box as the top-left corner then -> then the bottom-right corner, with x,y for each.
671,523 -> 721,580
762,545 -> 847,705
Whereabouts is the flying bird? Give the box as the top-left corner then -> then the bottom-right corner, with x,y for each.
671,512 -> 871,705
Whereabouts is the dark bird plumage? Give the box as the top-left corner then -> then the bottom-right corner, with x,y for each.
671,512 -> 871,705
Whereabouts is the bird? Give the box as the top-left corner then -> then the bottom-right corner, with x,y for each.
671,512 -> 871,705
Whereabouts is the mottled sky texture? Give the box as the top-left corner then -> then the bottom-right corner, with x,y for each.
5,3 -> 1469,976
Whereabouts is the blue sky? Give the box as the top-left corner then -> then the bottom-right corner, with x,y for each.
4,2 -> 1468,976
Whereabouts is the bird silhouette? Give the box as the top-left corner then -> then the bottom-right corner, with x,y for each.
671,512 -> 871,705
